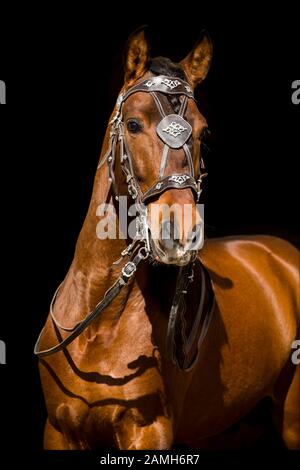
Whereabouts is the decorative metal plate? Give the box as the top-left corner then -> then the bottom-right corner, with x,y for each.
123,75 -> 194,100
156,114 -> 192,149
169,174 -> 190,185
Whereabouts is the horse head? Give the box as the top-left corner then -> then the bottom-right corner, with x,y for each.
103,27 -> 213,266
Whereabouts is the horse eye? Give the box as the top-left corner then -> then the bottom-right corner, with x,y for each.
127,120 -> 142,133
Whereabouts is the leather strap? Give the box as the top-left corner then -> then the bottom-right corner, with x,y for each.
142,174 -> 198,203
166,261 -> 215,371
122,75 -> 194,102
34,246 -> 148,357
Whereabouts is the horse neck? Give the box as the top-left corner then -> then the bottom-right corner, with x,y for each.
54,130 -> 128,324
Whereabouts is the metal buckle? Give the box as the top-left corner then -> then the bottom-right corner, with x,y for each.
138,246 -> 150,260
122,261 -> 137,278
128,182 -> 138,199
135,208 -> 151,253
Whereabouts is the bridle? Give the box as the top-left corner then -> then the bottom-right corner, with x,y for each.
98,74 -> 208,260
34,74 -> 214,371
102,75 -> 206,209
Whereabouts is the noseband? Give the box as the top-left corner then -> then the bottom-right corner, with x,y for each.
34,75 -> 214,371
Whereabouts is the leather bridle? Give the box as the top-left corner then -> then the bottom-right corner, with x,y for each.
101,75 -> 206,204
34,74 -> 214,371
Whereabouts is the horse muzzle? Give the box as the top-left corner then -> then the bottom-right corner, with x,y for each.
149,220 -> 203,266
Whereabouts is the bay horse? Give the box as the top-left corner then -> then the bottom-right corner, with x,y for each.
35,28 -> 300,449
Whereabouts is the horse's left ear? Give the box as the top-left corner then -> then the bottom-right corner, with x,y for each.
180,31 -> 213,89
123,26 -> 150,85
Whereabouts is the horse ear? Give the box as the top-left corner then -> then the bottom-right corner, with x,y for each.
180,31 -> 213,89
123,26 -> 150,85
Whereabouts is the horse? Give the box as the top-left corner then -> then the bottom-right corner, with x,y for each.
35,27 -> 300,450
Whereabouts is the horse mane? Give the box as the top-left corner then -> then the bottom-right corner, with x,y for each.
149,57 -> 186,114
149,57 -> 186,80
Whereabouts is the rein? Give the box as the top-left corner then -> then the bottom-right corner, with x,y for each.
34,242 -> 148,357
34,74 -> 215,371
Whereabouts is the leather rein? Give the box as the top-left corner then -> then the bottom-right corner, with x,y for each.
34,75 -> 215,371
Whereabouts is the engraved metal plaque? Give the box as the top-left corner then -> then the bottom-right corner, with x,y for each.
156,114 -> 192,148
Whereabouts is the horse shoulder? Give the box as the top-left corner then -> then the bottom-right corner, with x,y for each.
200,234 -> 299,356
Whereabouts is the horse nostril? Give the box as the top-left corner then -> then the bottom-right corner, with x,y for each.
188,224 -> 203,250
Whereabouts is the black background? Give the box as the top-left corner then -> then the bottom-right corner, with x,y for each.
0,3 -> 299,466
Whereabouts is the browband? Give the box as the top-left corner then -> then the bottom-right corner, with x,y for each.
121,75 -> 194,103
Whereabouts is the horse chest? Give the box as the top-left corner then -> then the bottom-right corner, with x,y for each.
52,400 -> 125,448
42,338 -> 167,448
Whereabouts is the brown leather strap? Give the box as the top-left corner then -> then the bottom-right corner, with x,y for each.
122,75 -> 194,102
142,174 -> 198,203
166,261 -> 215,371
34,246 -> 148,357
